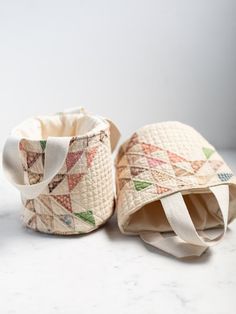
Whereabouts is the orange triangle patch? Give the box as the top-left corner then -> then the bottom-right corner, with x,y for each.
173,165 -> 193,177
156,185 -> 171,194
151,170 -> 171,182
118,178 -> 131,190
141,143 -> 161,155
191,160 -> 205,173
167,151 -> 186,163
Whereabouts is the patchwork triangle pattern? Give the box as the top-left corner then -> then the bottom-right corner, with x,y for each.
126,133 -> 139,152
167,151 -> 186,163
52,194 -> 72,212
87,146 -> 98,167
117,135 -> 234,198
66,151 -> 83,172
133,180 -> 153,191
118,178 -> 131,190
21,127 -> 115,234
28,171 -> 43,185
48,174 -> 66,193
156,185 -> 171,194
74,210 -> 95,226
141,143 -> 161,155
26,152 -> 41,169
130,166 -> 147,177
40,140 -> 46,151
203,147 -> 215,159
67,173 -> 85,191
218,173 -> 233,182
147,156 -> 166,168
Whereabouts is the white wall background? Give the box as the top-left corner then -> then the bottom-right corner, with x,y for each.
0,0 -> 235,149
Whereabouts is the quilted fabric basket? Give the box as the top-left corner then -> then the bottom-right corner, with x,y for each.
3,108 -> 120,235
116,122 -> 236,257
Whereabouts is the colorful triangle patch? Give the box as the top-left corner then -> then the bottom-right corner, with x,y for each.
141,143 -> 161,155
151,170 -> 172,182
209,160 -> 223,172
40,140 -> 46,151
48,174 -> 65,193
173,165 -> 193,177
67,173 -> 84,191
167,151 -> 186,163
133,180 -> 152,191
28,171 -> 43,185
74,210 -> 95,226
126,133 -> 139,152
203,147 -> 215,159
66,151 -> 83,172
130,166 -> 146,177
147,157 -> 166,168
118,178 -> 131,190
87,146 -> 98,167
191,160 -> 205,173
218,173 -> 233,182
26,152 -> 41,168
156,185 -> 171,194
52,194 -> 72,212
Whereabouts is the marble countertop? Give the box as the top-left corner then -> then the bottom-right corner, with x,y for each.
0,150 -> 236,314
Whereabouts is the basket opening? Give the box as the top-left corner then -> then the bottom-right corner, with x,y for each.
12,113 -> 107,140
125,186 -> 236,233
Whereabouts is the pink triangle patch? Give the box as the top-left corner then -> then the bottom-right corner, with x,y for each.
87,146 -> 98,168
191,160 -> 205,173
67,173 -> 85,191
66,151 -> 83,172
147,156 -> 166,168
52,195 -> 72,212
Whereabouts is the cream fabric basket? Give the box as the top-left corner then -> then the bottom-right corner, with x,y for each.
116,122 -> 236,258
3,108 -> 120,235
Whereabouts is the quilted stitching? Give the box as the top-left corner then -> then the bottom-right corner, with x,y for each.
115,122 -> 236,232
20,127 -> 115,235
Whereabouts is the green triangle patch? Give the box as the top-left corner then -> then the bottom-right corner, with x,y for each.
40,140 -> 47,151
203,147 -> 215,159
74,210 -> 95,226
133,180 -> 152,191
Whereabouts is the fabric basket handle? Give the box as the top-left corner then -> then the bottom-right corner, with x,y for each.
3,136 -> 71,200
140,184 -> 229,258
3,108 -> 120,200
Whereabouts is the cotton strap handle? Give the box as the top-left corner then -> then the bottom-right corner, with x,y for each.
140,185 -> 229,258
2,108 -> 120,200
3,136 -> 71,199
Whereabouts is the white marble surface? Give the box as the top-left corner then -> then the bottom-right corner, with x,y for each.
0,150 -> 236,314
